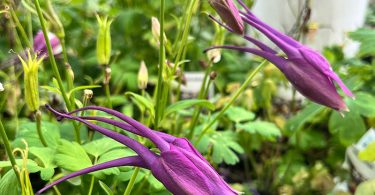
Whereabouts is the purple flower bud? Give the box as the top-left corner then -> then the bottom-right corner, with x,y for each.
208,0 -> 244,35
33,31 -> 62,59
38,105 -> 238,195
206,0 -> 354,112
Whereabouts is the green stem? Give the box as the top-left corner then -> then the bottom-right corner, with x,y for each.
172,0 -> 198,74
33,0 -> 81,143
123,167 -> 140,195
104,82 -> 112,109
9,7 -> 31,48
188,62 -> 212,138
35,110 -> 48,147
87,175 -> 95,195
0,119 -> 21,186
195,60 -> 267,144
154,0 -> 166,129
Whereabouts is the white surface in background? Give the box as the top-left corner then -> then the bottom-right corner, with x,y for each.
251,0 -> 369,57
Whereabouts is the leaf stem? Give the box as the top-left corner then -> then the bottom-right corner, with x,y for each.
154,0 -> 166,129
0,119 -> 21,186
195,60 -> 268,144
123,167 -> 140,195
35,110 -> 48,147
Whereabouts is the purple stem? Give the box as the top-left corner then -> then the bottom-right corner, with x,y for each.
37,156 -> 146,194
209,15 -> 276,54
64,106 -> 170,152
80,116 -> 176,142
46,105 -> 158,164
240,16 -> 298,57
205,45 -> 287,69
239,10 -> 301,48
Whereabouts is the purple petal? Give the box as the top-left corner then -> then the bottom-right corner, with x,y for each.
299,47 -> 354,97
37,156 -> 146,194
205,45 -> 287,69
79,116 -> 176,142
65,106 -> 170,152
45,105 -> 158,163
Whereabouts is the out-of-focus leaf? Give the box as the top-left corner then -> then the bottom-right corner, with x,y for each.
348,92 -> 375,117
83,137 -> 125,158
0,170 -> 18,195
329,111 -> 366,146
67,85 -> 101,98
13,122 -> 60,149
29,147 -> 56,180
355,179 -> 375,195
349,28 -> 375,56
55,139 -> 92,171
0,159 -> 41,173
99,180 -> 114,195
93,149 -> 136,178
237,121 -> 281,141
225,106 -> 255,123
286,103 -> 324,131
290,130 -> 327,150
210,131 -> 244,165
358,141 -> 375,162
164,99 -> 215,117
125,91 -> 154,119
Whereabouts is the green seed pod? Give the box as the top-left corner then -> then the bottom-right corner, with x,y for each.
96,15 -> 113,66
18,51 -> 42,112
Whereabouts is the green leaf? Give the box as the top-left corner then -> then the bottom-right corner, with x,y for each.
290,130 -> 327,150
13,121 -> 61,149
29,147 -> 56,180
55,139 -> 92,171
164,99 -> 215,117
209,131 -> 244,165
286,103 -> 324,131
40,86 -> 61,95
0,170 -> 18,195
148,174 -> 165,190
329,111 -> 366,146
358,141 -> 375,162
349,28 -> 375,56
225,106 -> 255,123
83,138 -> 125,158
0,159 -> 41,173
99,180 -> 114,195
355,179 -> 375,195
125,92 -> 155,119
237,121 -> 281,141
348,92 -> 375,117
68,85 -> 101,99
93,149 -> 136,178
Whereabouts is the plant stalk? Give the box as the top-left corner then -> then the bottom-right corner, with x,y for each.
195,60 -> 267,144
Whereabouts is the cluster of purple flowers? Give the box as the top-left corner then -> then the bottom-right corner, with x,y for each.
207,0 -> 353,111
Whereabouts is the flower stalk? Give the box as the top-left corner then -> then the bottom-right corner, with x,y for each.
195,60 -> 267,144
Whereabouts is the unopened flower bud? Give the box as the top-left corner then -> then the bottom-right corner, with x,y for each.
210,71 -> 217,80
138,61 -> 148,90
96,15 -> 112,65
151,17 -> 167,45
199,60 -> 209,69
18,50 -> 42,111
104,67 -> 111,84
0,82 -> 3,92
207,48 -> 221,63
66,63 -> 75,81
208,0 -> 244,35
84,89 -> 93,100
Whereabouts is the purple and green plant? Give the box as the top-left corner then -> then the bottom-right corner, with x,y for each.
207,0 -> 354,112
37,105 -> 238,195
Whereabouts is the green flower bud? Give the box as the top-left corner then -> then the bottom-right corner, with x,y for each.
18,50 -> 42,111
96,15 -> 113,65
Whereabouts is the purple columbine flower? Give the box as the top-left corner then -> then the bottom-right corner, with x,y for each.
208,0 -> 244,35
33,30 -> 62,59
206,0 -> 354,112
37,105 -> 238,195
